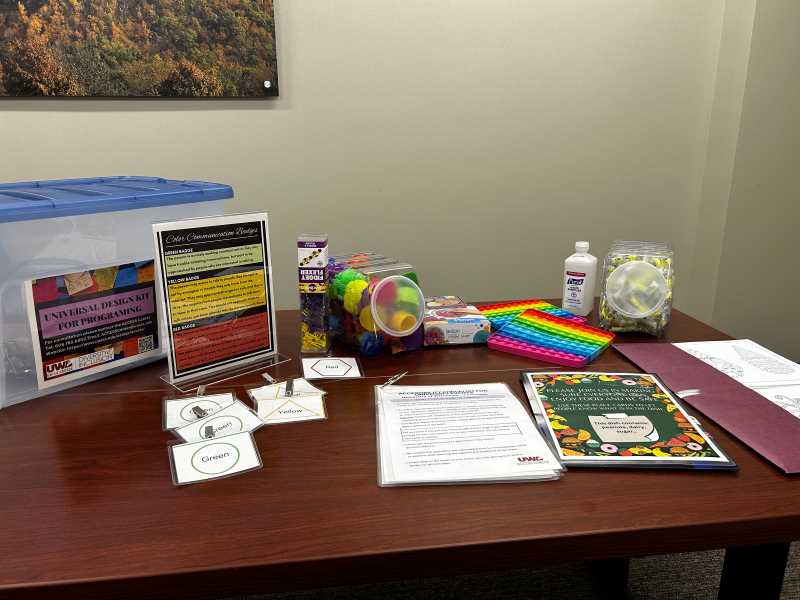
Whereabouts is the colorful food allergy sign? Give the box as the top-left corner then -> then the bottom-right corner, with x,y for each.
25,261 -> 161,389
153,213 -> 277,384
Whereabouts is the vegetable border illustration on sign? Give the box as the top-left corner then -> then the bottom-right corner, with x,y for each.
525,372 -> 733,464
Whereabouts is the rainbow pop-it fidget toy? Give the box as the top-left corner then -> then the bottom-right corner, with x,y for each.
477,299 -> 587,330
487,309 -> 614,367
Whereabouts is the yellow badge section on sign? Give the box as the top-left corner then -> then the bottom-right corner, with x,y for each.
168,270 -> 266,324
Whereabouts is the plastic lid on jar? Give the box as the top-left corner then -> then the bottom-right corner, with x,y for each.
370,275 -> 424,337
604,261 -> 668,319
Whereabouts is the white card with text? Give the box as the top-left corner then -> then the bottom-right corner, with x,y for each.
257,394 -> 327,424
302,357 -> 362,380
170,431 -> 262,485
163,393 -> 236,430
174,400 -> 263,443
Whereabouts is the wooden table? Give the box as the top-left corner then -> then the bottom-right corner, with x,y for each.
1,305 -> 797,600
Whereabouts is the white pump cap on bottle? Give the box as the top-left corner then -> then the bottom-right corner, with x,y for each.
575,241 -> 590,253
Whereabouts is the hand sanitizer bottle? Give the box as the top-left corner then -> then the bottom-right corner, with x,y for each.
562,241 -> 597,316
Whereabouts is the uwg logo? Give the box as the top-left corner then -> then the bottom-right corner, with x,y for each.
45,359 -> 75,379
517,456 -> 543,464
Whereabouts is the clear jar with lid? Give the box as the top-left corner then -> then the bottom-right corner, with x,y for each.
599,241 -> 674,336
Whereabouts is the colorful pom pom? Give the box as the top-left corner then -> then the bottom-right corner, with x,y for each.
333,268 -> 367,300
359,306 -> 376,331
374,280 -> 397,306
357,331 -> 385,357
359,286 -> 371,312
396,286 -> 420,307
343,279 -> 369,315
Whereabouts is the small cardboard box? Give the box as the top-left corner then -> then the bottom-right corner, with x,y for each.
423,296 -> 491,346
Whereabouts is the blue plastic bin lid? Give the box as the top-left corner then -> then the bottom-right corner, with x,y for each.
0,176 -> 233,223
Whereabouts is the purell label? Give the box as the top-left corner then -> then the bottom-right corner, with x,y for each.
564,271 -> 586,307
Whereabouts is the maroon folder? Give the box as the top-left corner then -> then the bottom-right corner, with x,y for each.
616,342 -> 800,474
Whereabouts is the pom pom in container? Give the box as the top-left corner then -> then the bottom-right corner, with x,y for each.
343,279 -> 369,315
333,268 -> 367,300
599,240 -> 674,336
370,275 -> 423,338
357,331 -> 385,357
328,255 -> 425,355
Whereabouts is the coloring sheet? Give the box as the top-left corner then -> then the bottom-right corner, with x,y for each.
754,385 -> 800,421
674,339 -> 800,387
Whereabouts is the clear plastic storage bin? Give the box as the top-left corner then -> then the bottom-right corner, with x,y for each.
0,176 -> 232,408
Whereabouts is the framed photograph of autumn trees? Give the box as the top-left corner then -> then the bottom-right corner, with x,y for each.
0,0 -> 278,97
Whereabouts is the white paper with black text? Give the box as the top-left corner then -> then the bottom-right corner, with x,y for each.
376,383 -> 563,486
674,339 -> 800,387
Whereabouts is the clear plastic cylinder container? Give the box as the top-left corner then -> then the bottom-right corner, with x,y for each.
328,256 -> 424,355
599,241 -> 674,336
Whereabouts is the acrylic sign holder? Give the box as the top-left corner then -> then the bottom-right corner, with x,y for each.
160,353 -> 292,395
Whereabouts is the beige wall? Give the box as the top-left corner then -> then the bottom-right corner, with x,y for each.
0,0 -> 796,358
712,0 -> 800,360
685,0 -> 756,321
0,0 -> 722,309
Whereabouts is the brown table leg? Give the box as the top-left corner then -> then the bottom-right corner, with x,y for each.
590,557 -> 631,600
719,543 -> 790,600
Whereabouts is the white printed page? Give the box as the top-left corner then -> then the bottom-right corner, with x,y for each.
754,385 -> 800,421
377,383 -> 562,485
674,339 -> 800,387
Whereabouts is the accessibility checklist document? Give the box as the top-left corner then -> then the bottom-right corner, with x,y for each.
375,383 -> 563,486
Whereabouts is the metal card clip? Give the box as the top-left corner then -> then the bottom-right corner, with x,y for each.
380,371 -> 408,388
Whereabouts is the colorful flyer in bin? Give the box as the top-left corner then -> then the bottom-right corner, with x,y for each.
153,213 -> 277,384
24,261 -> 161,389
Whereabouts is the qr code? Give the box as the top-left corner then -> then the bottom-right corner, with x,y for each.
138,335 -> 154,354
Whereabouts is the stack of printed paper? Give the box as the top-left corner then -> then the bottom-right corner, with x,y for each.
376,383 -> 563,486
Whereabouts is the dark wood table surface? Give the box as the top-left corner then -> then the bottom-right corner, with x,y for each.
1,304 -> 798,600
